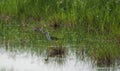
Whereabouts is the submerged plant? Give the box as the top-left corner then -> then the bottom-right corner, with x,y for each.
46,46 -> 67,57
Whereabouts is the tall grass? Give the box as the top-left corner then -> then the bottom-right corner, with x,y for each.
0,0 -> 119,32
0,0 -> 120,43
0,0 -> 120,66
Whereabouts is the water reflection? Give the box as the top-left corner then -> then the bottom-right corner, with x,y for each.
0,48 -> 119,71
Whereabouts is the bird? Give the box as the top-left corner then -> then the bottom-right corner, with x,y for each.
44,31 -> 59,41
33,26 -> 59,41
44,31 -> 52,41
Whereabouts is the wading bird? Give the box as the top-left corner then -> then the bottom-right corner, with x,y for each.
33,26 -> 59,41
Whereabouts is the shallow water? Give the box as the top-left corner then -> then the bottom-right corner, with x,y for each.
0,48 -> 119,71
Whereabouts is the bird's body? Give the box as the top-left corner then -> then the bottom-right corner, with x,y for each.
33,26 -> 59,41
44,31 -> 59,41
44,31 -> 52,41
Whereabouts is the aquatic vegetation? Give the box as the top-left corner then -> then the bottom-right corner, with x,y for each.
0,0 -> 120,67
46,46 -> 67,57
88,45 -> 120,67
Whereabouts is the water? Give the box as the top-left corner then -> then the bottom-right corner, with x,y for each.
0,48 -> 119,71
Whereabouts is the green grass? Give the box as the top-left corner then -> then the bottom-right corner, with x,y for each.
86,41 -> 120,66
0,0 -> 119,33
0,0 -> 120,66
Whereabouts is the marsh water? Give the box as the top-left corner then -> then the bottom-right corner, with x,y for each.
0,25 -> 120,70
0,45 -> 119,71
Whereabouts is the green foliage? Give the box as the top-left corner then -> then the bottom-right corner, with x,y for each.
0,0 -> 120,65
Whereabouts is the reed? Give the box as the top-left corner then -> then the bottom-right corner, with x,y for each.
0,0 -> 119,34
0,0 -> 120,66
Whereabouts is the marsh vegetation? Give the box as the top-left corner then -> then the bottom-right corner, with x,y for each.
0,0 -> 120,71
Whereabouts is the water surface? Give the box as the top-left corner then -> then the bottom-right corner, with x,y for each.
0,47 -> 119,71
